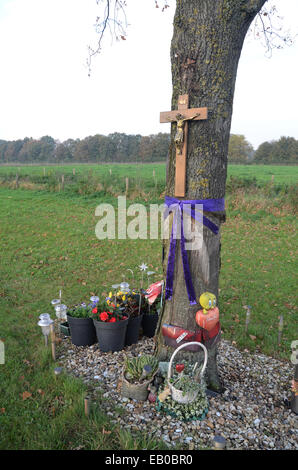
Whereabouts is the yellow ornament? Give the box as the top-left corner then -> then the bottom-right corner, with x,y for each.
199,292 -> 217,314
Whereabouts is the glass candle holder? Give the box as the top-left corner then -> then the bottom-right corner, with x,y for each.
120,282 -> 130,293
54,304 -> 67,320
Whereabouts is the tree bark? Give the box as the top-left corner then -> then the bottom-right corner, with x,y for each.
155,0 -> 267,389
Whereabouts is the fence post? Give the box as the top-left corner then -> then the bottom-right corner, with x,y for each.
278,315 -> 284,345
15,173 -> 19,189
50,323 -> 56,361
73,168 -> 75,176
243,305 -> 251,334
153,169 -> 157,189
61,174 -> 64,191
125,177 -> 129,196
84,396 -> 90,417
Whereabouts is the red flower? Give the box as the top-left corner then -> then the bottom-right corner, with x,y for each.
92,308 -> 98,314
109,317 -> 116,323
99,311 -> 109,322
107,311 -> 113,315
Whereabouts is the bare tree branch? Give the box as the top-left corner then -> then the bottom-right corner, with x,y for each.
250,3 -> 297,57
87,0 -> 297,74
87,0 -> 128,76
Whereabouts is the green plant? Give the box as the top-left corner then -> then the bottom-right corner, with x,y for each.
67,305 -> 92,318
157,382 -> 208,421
169,374 -> 201,397
124,355 -> 159,382
169,361 -> 203,397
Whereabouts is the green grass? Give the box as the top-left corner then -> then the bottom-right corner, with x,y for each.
0,189 -> 166,450
0,183 -> 297,449
0,162 -> 297,186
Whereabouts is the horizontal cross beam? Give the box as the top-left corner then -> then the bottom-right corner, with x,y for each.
160,107 -> 208,123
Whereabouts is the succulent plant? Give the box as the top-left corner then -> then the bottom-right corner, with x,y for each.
124,355 -> 159,383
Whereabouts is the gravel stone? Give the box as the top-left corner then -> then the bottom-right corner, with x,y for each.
60,336 -> 297,450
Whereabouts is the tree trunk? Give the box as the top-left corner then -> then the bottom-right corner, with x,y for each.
155,0 -> 267,391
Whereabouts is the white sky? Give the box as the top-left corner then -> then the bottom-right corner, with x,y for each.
0,0 -> 297,150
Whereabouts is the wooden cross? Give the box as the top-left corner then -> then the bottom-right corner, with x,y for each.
160,94 -> 208,198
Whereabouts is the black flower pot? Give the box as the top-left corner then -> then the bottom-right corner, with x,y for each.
67,315 -> 97,347
142,312 -> 159,338
93,317 -> 129,352
125,314 -> 143,346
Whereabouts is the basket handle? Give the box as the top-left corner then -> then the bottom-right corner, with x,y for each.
167,341 -> 208,382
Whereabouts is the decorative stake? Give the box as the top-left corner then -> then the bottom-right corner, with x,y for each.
243,305 -> 251,334
278,315 -> 284,345
84,396 -> 90,417
50,323 -> 56,361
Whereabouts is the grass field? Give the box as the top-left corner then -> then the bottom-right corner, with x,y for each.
0,163 -> 297,449
0,162 -> 297,186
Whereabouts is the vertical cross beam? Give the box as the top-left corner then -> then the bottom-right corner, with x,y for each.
175,94 -> 189,198
160,94 -> 208,198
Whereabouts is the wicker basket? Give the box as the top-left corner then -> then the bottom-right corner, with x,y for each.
121,368 -> 157,401
167,341 -> 208,404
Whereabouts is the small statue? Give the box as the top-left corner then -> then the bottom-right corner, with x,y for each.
148,384 -> 158,403
167,113 -> 200,155
195,292 -> 219,332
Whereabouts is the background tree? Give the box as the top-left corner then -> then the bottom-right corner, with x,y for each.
228,134 -> 254,162
253,140 -> 273,163
254,136 -> 298,163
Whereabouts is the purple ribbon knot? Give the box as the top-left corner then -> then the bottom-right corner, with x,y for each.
164,196 -> 225,305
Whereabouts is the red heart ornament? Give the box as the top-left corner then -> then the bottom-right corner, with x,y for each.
176,364 -> 185,373
195,307 -> 219,332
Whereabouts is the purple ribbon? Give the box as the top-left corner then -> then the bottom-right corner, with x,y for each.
164,196 -> 225,305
